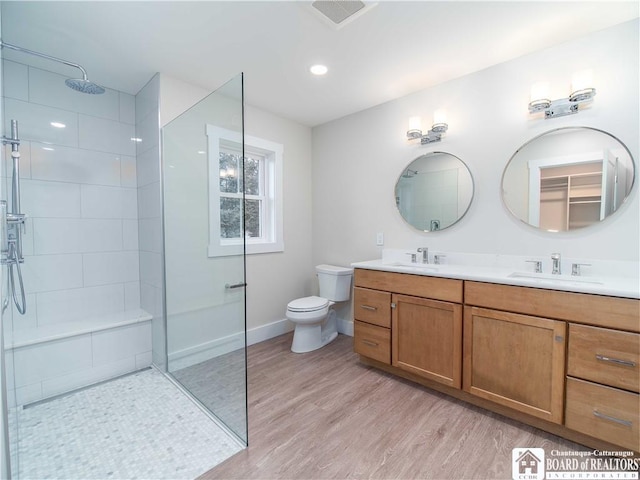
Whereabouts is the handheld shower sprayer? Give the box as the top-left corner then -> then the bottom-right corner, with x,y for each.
0,40 -> 105,94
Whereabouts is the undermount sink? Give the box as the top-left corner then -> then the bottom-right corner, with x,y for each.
508,272 -> 604,285
386,262 -> 439,272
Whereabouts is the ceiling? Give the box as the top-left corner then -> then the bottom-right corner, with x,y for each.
2,1 -> 638,127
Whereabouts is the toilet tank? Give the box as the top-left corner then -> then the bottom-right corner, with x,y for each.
316,264 -> 353,302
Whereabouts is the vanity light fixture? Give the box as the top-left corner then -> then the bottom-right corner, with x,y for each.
406,110 -> 448,144
528,70 -> 596,119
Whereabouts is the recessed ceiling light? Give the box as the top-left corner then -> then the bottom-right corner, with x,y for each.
50,122 -> 66,128
310,64 -> 328,76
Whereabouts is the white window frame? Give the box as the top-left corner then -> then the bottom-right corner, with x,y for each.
207,125 -> 284,257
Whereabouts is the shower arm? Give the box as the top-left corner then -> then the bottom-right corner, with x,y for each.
0,40 -> 88,81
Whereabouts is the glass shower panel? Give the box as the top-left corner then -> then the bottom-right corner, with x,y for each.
162,73 -> 247,444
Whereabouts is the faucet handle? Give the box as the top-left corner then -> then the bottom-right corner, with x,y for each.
406,252 -> 417,263
526,260 -> 543,273
571,263 -> 591,276
434,254 -> 446,265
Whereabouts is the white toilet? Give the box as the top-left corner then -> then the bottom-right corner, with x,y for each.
286,264 -> 353,353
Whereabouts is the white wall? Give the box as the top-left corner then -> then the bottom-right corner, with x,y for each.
159,74 -> 312,355
312,20 -> 639,273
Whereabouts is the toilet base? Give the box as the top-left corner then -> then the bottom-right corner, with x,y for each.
290,310 -> 339,353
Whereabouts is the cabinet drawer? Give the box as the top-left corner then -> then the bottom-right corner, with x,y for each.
465,281 -> 640,332
354,321 -> 390,365
568,324 -> 639,393
565,377 -> 639,452
354,287 -> 391,328
354,268 -> 462,303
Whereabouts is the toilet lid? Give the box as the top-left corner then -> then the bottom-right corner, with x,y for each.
287,296 -> 329,312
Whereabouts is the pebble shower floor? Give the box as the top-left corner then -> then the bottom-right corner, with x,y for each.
8,368 -> 243,479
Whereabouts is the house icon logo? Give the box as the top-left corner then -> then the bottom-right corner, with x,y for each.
512,448 -> 545,480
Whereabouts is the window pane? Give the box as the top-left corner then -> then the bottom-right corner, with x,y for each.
245,199 -> 261,238
219,152 -> 239,193
244,155 -> 260,195
220,197 -> 242,238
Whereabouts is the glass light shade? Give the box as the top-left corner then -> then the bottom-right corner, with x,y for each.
571,70 -> 593,93
530,81 -> 550,102
408,116 -> 422,131
407,116 -> 422,139
433,109 -> 447,126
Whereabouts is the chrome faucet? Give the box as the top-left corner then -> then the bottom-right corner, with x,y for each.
551,253 -> 561,275
417,247 -> 429,264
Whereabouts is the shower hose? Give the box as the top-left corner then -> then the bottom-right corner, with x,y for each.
2,242 -> 26,315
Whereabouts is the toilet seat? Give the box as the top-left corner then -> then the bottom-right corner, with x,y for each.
287,296 -> 329,313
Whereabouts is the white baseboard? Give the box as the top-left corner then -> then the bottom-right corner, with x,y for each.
247,318 -> 293,346
338,318 -> 353,337
168,316 -> 353,370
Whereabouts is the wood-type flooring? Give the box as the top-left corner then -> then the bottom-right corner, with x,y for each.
202,333 -> 586,479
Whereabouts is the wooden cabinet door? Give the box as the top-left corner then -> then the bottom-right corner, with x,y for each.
392,294 -> 462,388
463,306 -> 566,424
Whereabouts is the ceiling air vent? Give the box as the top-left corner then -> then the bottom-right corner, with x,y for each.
309,1 -> 375,29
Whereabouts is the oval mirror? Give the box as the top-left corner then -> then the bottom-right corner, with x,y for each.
502,127 -> 635,232
395,152 -> 474,232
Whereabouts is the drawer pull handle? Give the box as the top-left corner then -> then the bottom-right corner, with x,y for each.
593,410 -> 633,427
360,305 -> 377,311
362,340 -> 379,347
595,354 -> 636,368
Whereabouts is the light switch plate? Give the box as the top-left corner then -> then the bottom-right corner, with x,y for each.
376,232 -> 384,246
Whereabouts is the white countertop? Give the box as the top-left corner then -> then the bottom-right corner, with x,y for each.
351,255 -> 640,299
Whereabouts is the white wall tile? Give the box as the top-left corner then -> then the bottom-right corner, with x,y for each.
138,218 -> 162,253
122,219 -> 139,251
78,114 -> 136,156
41,357 -> 135,400
21,179 -> 81,218
28,67 -> 119,121
83,251 -> 139,286
124,282 -> 141,310
22,254 -> 83,294
135,74 -> 159,127
12,334 -> 92,387
80,184 -> 137,219
119,92 -> 136,124
4,98 -> 79,147
138,182 -> 161,219
2,60 -> 28,101
135,351 -> 153,369
10,382 -> 44,408
120,154 -> 137,187
30,142 -> 122,186
92,322 -> 152,366
6,293 -> 38,331
80,219 -> 123,252
139,251 -> 162,289
36,284 -> 125,326
135,109 -> 160,156
135,145 -> 159,187
32,218 -> 81,255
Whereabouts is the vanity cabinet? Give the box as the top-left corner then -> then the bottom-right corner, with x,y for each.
353,270 -> 640,453
462,306 -> 566,424
353,269 -> 463,387
565,324 -> 640,451
353,287 -> 391,364
393,295 -> 462,388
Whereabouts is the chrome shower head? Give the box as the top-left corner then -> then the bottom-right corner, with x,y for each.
65,78 -> 106,95
0,40 -> 105,95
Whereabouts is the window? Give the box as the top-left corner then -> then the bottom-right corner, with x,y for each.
207,125 -> 283,256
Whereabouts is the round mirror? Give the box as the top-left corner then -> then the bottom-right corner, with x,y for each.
395,152 -> 474,232
502,127 -> 635,232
